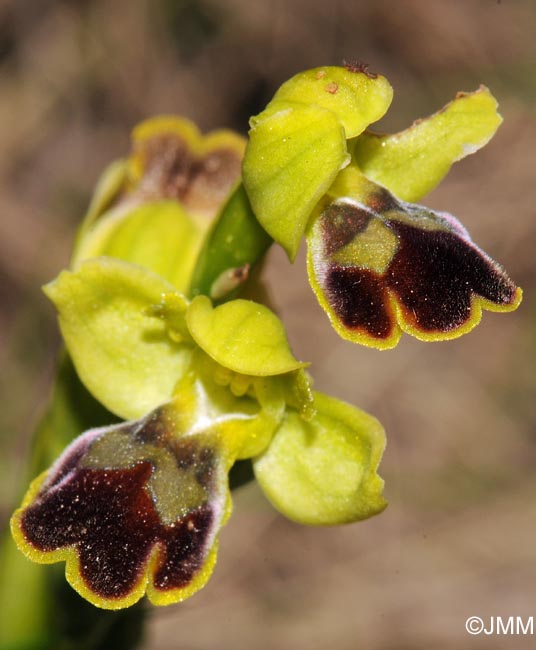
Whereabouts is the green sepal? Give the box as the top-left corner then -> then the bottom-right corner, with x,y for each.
189,184 -> 273,301
186,295 -> 307,377
254,391 -> 387,525
243,104 -> 347,261
72,200 -> 203,293
269,66 -> 393,139
43,257 -> 192,420
352,86 -> 502,201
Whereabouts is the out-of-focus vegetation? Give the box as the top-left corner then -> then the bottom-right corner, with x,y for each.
0,1 -> 535,648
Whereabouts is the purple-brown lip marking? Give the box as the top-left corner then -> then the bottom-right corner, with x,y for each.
319,197 -> 518,340
385,220 -> 517,332
19,460 -> 214,599
326,266 -> 394,339
17,407 -> 225,602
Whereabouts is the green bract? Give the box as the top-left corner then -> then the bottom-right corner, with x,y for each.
189,184 -> 272,301
254,392 -> 386,525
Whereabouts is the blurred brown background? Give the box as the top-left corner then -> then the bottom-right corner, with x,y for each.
0,0 -> 535,648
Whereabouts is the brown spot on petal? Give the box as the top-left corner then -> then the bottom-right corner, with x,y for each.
325,82 -> 339,94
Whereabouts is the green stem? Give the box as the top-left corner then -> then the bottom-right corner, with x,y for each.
189,183 -> 273,301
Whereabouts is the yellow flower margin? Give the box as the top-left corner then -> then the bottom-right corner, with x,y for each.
11,470 -> 232,610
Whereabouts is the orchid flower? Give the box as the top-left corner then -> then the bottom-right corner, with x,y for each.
10,65 -> 521,615
11,257 -> 385,608
242,65 -> 521,348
